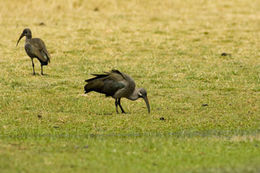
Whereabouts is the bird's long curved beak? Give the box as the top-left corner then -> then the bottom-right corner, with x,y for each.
143,96 -> 150,113
16,33 -> 24,47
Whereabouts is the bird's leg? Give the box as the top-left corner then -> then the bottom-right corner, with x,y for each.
41,65 -> 44,75
115,99 -> 119,114
31,59 -> 35,75
118,98 -> 126,114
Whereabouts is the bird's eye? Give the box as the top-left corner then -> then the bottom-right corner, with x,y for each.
138,92 -> 143,97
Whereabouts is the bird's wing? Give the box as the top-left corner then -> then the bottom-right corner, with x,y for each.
31,38 -> 51,62
102,78 -> 125,96
28,44 -> 48,63
111,69 -> 136,93
110,69 -> 127,80
84,71 -> 126,96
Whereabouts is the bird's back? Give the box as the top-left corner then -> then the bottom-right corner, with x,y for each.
84,70 -> 127,97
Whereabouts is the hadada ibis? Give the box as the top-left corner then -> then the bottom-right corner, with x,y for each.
84,69 -> 150,114
16,28 -> 51,75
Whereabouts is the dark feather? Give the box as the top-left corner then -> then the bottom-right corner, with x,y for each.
84,70 -> 125,96
111,69 -> 126,80
30,38 -> 51,64
85,74 -> 109,82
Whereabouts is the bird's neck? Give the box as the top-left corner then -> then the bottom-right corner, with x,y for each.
26,35 -> 32,40
128,89 -> 139,101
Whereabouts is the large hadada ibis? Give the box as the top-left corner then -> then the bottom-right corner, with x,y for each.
84,69 -> 150,114
16,28 -> 51,75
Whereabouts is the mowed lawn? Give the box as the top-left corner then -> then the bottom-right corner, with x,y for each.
0,0 -> 259,172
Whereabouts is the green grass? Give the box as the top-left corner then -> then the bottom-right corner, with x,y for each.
0,135 -> 259,173
0,0 -> 259,172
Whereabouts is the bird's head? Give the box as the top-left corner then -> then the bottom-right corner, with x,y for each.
16,28 -> 32,46
137,88 -> 150,113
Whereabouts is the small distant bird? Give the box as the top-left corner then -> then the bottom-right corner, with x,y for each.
160,117 -> 165,121
16,28 -> 51,75
37,114 -> 42,119
84,69 -> 150,114
221,52 -> 231,57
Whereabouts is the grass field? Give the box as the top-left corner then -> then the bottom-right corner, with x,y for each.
0,0 -> 259,172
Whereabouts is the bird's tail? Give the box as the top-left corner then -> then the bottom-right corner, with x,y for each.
42,50 -> 50,63
84,79 -> 96,94
84,83 -> 92,94
84,73 -> 107,94
45,54 -> 50,63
